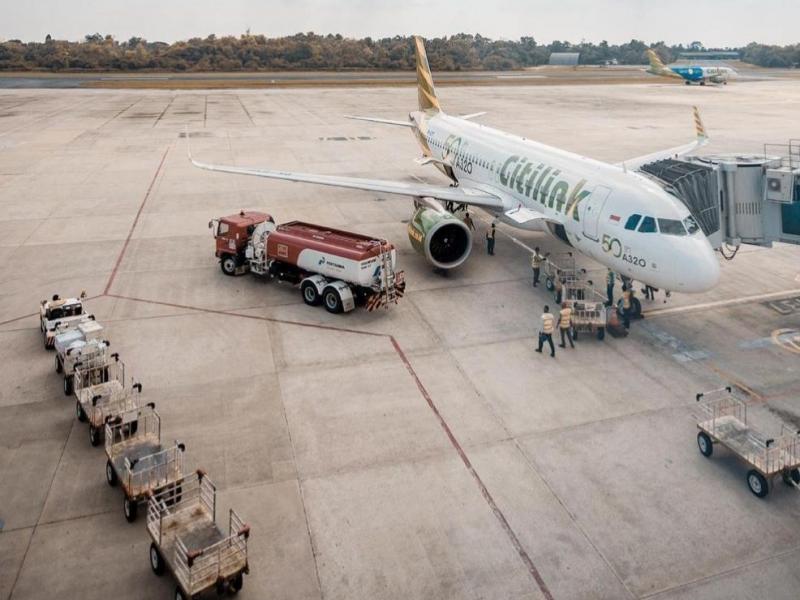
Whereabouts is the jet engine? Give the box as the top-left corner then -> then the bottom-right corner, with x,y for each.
407,204 -> 472,269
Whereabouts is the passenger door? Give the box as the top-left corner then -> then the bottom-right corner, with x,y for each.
582,185 -> 612,241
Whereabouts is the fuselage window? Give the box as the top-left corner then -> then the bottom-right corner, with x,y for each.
658,218 -> 687,236
624,214 -> 642,230
638,216 -> 657,233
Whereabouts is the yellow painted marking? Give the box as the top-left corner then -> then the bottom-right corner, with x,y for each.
771,328 -> 800,355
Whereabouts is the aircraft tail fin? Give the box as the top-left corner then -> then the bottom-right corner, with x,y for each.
414,36 -> 441,113
646,49 -> 670,74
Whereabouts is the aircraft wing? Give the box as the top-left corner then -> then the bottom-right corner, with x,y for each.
189,154 -> 506,210
619,106 -> 709,171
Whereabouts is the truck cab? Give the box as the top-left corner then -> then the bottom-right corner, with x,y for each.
210,211 -> 274,275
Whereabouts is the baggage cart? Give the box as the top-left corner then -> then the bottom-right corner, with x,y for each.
147,470 -> 250,599
73,353 -> 126,445
55,323 -> 107,396
104,404 -> 186,522
565,285 -> 608,341
543,252 -> 583,299
696,387 -> 800,498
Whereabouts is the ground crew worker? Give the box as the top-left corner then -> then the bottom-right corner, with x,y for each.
605,268 -> 615,307
463,211 -> 475,231
621,284 -> 633,329
535,305 -> 556,357
531,247 -> 544,287
558,302 -> 574,348
486,223 -> 496,255
555,277 -> 564,304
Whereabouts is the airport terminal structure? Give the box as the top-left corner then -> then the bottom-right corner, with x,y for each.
1,50 -> 800,600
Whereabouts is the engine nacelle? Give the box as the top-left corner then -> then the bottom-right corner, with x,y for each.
407,206 -> 472,269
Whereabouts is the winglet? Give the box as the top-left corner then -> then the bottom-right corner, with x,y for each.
693,106 -> 708,142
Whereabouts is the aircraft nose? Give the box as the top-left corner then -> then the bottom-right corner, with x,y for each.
677,237 -> 720,293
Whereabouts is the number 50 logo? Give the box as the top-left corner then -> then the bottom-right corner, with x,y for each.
602,234 -> 622,258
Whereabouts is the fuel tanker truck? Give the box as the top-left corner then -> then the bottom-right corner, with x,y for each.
210,211 -> 405,313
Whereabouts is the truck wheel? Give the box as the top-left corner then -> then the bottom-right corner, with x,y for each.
301,281 -> 321,306
746,469 -> 768,498
221,255 -> 238,276
55,355 -> 62,374
63,375 -> 73,396
323,287 -> 343,314
597,327 -> 605,341
76,400 -> 87,422
106,459 -> 117,487
697,432 -> 713,457
123,496 -> 138,522
149,542 -> 165,575
89,425 -> 101,447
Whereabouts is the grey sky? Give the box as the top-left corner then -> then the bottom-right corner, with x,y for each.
1,0 -> 797,47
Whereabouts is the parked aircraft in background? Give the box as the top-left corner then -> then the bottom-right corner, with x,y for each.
646,49 -> 735,85
190,37 -> 721,293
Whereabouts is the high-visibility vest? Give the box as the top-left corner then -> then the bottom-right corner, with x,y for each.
559,307 -> 572,329
623,290 -> 632,309
542,313 -> 555,334
532,254 -> 543,268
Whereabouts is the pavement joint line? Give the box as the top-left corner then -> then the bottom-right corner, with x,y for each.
152,95 -> 176,128
7,414 -> 76,600
390,336 -> 555,600
103,145 -> 171,295
236,95 -> 255,125
96,97 -> 142,130
642,288 -> 800,318
639,542 -> 800,599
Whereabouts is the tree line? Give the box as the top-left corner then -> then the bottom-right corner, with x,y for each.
0,33 -> 797,72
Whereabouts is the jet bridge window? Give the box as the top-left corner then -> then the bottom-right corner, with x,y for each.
638,216 -> 657,233
657,218 -> 686,236
624,214 -> 642,230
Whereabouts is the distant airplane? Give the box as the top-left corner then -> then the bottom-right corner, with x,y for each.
646,49 -> 735,85
190,37 -> 720,294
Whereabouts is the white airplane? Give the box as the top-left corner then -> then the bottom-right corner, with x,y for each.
190,37 -> 720,293
647,49 -> 736,85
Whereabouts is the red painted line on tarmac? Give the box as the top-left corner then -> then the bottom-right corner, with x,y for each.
390,336 -> 555,600
104,146 -> 170,295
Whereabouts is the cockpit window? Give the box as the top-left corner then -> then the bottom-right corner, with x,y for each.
638,216 -> 657,233
683,215 -> 700,234
624,214 -> 642,231
658,218 -> 687,236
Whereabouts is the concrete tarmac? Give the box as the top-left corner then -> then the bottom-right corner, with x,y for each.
1,81 -> 799,600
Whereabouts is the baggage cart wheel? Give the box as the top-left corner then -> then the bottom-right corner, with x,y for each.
55,355 -> 62,374
301,281 -> 321,306
106,459 -> 117,487
63,375 -> 73,396
229,572 -> 244,594
220,254 -> 238,276
545,277 -> 554,292
697,432 -> 713,457
149,542 -> 165,575
76,400 -> 87,423
322,286 -> 343,314
782,468 -> 800,487
124,496 -> 138,522
597,327 -> 605,341
746,469 -> 769,498
89,425 -> 101,447
174,586 -> 187,600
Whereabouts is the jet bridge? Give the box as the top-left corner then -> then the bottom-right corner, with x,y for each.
640,141 -> 800,254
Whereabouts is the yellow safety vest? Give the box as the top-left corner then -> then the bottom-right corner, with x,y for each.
542,313 -> 555,334
559,307 -> 572,329
532,254 -> 543,268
